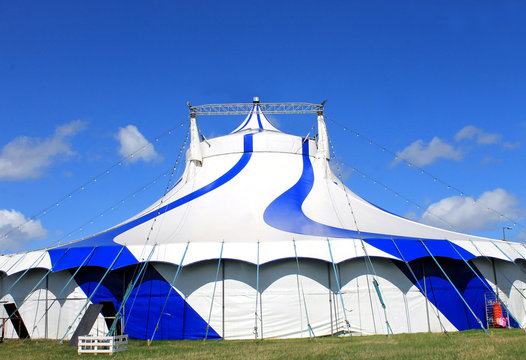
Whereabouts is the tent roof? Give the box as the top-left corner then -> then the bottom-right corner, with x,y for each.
2,103 -> 525,274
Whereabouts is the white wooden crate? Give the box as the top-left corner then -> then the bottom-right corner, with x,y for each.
78,334 -> 128,355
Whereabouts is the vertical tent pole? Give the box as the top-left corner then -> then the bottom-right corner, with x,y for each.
419,240 -> 489,336
327,262 -> 334,335
45,274 -> 48,339
204,241 -> 224,343
149,242 -> 189,344
391,239 -> 449,335
292,240 -> 316,341
327,239 -> 352,339
491,259 -> 499,298
422,262 -> 431,332
359,238 -> 393,338
59,246 -> 125,343
254,241 -> 260,340
352,239 -> 363,333
222,259 -> 225,339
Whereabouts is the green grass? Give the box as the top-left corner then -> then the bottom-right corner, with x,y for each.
1,329 -> 525,359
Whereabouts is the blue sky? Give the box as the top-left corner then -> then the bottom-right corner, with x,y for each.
1,1 -> 525,252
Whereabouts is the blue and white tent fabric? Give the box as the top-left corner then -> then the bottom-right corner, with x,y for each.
1,101 -> 526,340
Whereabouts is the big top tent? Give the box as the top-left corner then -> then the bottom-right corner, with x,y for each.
1,98 -> 525,342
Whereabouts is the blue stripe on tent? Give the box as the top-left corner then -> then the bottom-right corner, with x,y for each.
47,133 -> 255,270
74,266 -> 220,340
263,140 -> 476,261
49,246 -> 138,272
263,140 -> 420,239
365,239 -> 475,262
264,139 -> 364,238
394,258 -> 519,331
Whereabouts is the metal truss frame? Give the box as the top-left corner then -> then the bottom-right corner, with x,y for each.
188,102 -> 325,116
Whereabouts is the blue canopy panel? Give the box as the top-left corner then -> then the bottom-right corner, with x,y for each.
48,245 -> 137,272
364,238 -> 476,263
74,266 -> 221,340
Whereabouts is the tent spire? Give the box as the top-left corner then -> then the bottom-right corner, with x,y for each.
315,103 -> 329,161
185,111 -> 203,182
189,112 -> 203,165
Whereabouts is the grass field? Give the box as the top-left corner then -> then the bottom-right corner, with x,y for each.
1,329 -> 525,359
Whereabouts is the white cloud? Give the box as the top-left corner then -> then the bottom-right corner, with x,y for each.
116,125 -> 161,163
0,209 -> 47,251
420,188 -> 521,233
455,125 -> 502,145
503,142 -> 521,150
0,120 -> 87,180
392,137 -> 463,167
480,156 -> 503,165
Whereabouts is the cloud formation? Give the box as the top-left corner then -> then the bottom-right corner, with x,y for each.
116,125 -> 161,163
455,125 -> 502,145
420,188 -> 521,233
0,209 -> 47,251
503,142 -> 521,150
0,120 -> 87,180
392,137 -> 463,167
394,125 -> 520,167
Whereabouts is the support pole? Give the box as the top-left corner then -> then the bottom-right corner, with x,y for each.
292,240 -> 316,341
204,242 -> 224,343
359,239 -> 393,337
222,259 -> 225,339
149,242 -> 189,344
254,242 -> 260,340
328,262 -> 333,335
327,239 -> 352,339
391,239 -> 448,335
422,262 -> 431,332
491,259 -> 499,298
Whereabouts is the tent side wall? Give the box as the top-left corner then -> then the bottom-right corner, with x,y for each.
1,255 -> 525,340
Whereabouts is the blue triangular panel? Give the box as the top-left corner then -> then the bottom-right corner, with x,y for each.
74,266 -> 220,340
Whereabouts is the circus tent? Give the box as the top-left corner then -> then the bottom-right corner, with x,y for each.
1,98 -> 525,342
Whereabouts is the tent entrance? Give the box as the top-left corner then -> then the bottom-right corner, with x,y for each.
99,301 -> 121,335
3,303 -> 30,340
